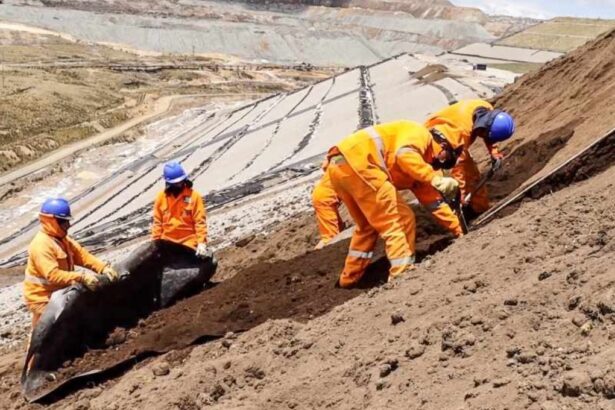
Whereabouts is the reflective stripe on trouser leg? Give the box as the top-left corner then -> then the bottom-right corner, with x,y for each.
370,182 -> 416,278
328,163 -> 379,288
328,159 -> 415,284
451,150 -> 489,213
348,249 -> 374,259
412,181 -> 463,237
390,255 -> 415,267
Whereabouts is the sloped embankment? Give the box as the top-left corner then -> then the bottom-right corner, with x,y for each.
75,26 -> 615,410
1,25 -> 615,410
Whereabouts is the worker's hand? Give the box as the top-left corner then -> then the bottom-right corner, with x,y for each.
80,273 -> 103,291
101,265 -> 119,282
195,243 -> 213,259
431,175 -> 459,199
490,152 -> 504,171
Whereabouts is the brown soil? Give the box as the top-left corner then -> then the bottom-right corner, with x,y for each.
491,28 -> 615,187
80,163 -> 613,410
213,213 -> 324,281
485,119 -> 580,202
63,240 -> 364,377
1,23 -> 615,410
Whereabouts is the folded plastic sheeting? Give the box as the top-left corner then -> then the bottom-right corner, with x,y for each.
21,240 -> 217,400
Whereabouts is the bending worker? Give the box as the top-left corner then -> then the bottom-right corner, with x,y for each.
24,198 -> 118,329
327,120 -> 464,288
312,161 -> 345,250
152,161 -> 214,267
425,99 -> 515,219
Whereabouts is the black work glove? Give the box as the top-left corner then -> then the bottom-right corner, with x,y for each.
491,155 -> 503,171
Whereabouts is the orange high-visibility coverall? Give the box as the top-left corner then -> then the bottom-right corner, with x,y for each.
425,99 -> 500,214
24,215 -> 107,328
327,120 -> 461,288
312,172 -> 344,244
152,185 -> 207,250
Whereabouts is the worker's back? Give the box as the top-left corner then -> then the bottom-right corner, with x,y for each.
332,120 -> 434,190
425,99 -> 492,149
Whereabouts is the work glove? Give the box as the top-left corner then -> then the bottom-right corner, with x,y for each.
195,243 -> 213,259
431,175 -> 459,200
80,272 -> 103,291
101,265 -> 120,282
490,152 -> 504,171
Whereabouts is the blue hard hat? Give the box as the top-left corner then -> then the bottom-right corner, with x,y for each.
40,198 -> 72,220
487,111 -> 516,143
163,161 -> 188,184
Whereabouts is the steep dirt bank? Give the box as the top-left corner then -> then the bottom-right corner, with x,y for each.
58,151 -> 615,410
0,20 -> 614,410
7,134 -> 610,410
491,28 -> 615,185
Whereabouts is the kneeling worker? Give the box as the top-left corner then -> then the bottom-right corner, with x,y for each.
152,162 -> 215,277
24,198 -> 118,329
327,120 -> 464,288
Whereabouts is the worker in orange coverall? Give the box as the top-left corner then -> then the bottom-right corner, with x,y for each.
326,120 -> 465,288
24,198 -> 118,329
425,99 -> 516,219
152,161 -> 212,258
312,162 -> 345,250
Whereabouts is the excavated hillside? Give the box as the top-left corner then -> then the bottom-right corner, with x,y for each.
0,25 -> 614,410
491,28 -> 615,186
239,0 -> 487,22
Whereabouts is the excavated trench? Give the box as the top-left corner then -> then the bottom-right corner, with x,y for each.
477,123 -> 615,224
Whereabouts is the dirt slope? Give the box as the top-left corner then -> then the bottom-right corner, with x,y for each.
70,26 -> 615,410
0,22 -> 614,410
491,28 -> 615,184
83,161 -> 614,410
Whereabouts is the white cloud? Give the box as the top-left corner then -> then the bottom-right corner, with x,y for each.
452,0 -> 615,19
573,0 -> 615,6
451,0 -> 554,19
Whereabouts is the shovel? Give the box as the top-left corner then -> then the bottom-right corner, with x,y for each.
445,190 -> 469,235
441,162 -> 500,235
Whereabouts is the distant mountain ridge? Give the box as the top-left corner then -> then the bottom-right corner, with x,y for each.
237,0 -> 488,22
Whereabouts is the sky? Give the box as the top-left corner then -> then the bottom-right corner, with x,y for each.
451,0 -> 615,19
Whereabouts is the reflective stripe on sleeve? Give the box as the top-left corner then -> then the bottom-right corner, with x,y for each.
24,274 -> 50,286
424,199 -> 445,211
389,255 -> 415,267
329,154 -> 346,165
364,126 -> 393,180
348,249 -> 374,259
396,146 -> 420,156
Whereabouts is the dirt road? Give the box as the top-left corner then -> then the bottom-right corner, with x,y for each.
0,94 -> 205,186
